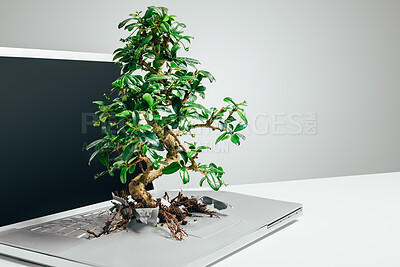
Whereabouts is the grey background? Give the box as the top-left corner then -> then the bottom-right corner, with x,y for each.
1,0 -> 399,189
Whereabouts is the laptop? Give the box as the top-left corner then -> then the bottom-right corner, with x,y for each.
0,47 -> 303,267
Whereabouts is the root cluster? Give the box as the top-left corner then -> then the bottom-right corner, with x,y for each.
85,191 -> 217,240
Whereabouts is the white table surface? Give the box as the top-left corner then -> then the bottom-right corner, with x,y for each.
1,172 -> 399,267
215,172 -> 400,267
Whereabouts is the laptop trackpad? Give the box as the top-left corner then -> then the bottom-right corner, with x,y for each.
0,229 -> 88,254
185,215 -> 240,238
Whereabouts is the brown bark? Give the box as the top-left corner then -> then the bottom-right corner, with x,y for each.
127,123 -> 180,207
128,179 -> 156,207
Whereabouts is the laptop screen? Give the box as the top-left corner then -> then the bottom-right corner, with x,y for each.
0,54 -> 128,227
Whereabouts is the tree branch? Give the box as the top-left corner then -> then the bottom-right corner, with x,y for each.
167,127 -> 186,152
140,61 -> 157,74
208,107 -> 226,124
167,127 -> 206,176
186,164 -> 206,176
225,108 -> 237,122
182,91 -> 190,105
190,124 -> 219,131
127,156 -> 144,169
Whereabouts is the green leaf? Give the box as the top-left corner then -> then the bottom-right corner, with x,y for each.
139,132 -> 161,148
162,162 -> 181,174
216,166 -> 224,178
178,150 -> 188,164
209,163 -> 217,169
125,23 -> 139,31
138,125 -> 152,131
102,126 -> 112,138
181,36 -> 193,44
226,116 -> 236,123
236,133 -> 246,140
172,97 -> 182,114
231,134 -> 240,145
112,79 -> 123,88
187,151 -> 197,158
149,149 -> 159,159
109,166 -> 116,177
223,97 -> 236,106
116,124 -> 127,134
207,172 -> 222,191
153,163 -> 160,170
118,18 -> 133,29
88,150 -> 99,166
184,141 -> 196,149
132,110 -> 140,126
121,143 -> 135,161
99,113 -> 107,123
143,93 -> 153,106
120,167 -> 128,184
161,21 -> 170,32
237,110 -> 248,125
218,121 -> 227,131
228,123 -> 234,133
144,53 -> 155,59
215,132 -> 228,144
179,167 -> 190,184
98,151 -> 109,167
113,51 -> 125,61
128,164 -> 136,174
92,101 -> 105,106
198,70 -> 215,82
86,139 -> 102,150
148,74 -> 173,81
142,145 -> 148,155
198,164 -> 208,171
127,61 -> 137,71
143,35 -> 153,44
177,57 -> 200,65
128,156 -> 137,164
199,176 -> 207,187
171,44 -> 180,55
197,146 -> 211,151
234,122 -> 247,132
113,160 -> 125,168
179,76 -> 194,81
196,86 -> 206,92
185,101 -> 210,114
115,110 -> 132,118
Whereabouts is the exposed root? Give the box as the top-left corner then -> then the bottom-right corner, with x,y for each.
156,192 -> 218,240
157,201 -> 188,241
84,190 -> 218,240
84,191 -> 136,238
169,192 -> 218,217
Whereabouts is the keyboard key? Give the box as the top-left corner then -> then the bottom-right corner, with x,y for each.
22,208 -> 112,239
57,227 -> 77,236
68,229 -> 88,238
48,226 -> 66,233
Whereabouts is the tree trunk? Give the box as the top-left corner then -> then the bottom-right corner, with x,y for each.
128,177 -> 156,208
128,125 -> 179,208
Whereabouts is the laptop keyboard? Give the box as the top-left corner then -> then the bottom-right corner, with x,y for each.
23,208 -> 113,239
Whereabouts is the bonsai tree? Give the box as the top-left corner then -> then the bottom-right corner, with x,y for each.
87,6 -> 247,233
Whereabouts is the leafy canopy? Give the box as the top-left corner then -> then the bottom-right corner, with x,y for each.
87,6 -> 247,191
